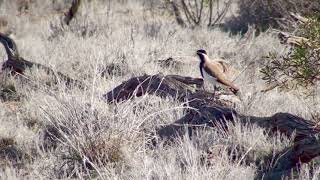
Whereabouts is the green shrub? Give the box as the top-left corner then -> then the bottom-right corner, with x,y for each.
261,16 -> 320,89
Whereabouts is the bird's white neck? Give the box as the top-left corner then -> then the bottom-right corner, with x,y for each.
198,53 -> 209,63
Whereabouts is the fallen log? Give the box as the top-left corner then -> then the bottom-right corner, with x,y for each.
289,12 -> 309,24
256,136 -> 320,180
104,73 -> 320,179
104,73 -> 319,140
0,33 -> 86,89
244,113 -> 320,142
2,58 -> 86,89
278,32 -> 311,46
103,74 -> 204,103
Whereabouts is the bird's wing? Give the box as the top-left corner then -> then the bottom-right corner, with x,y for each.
203,64 -> 218,78
204,63 -> 239,91
216,61 -> 228,72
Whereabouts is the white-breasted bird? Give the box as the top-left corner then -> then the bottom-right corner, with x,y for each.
196,49 -> 239,95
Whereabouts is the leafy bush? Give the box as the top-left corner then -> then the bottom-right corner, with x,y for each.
261,16 -> 320,89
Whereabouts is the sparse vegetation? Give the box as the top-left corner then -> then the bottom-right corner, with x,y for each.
0,0 -> 319,179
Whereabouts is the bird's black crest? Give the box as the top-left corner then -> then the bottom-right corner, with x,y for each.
196,49 -> 207,55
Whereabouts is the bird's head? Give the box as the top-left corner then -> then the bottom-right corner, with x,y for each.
196,49 -> 208,62
196,49 -> 207,55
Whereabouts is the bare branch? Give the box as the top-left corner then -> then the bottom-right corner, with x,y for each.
168,1 -> 186,27
197,0 -> 204,24
210,0 -> 232,27
278,32 -> 311,46
181,0 -> 197,25
208,0 -> 213,26
63,0 -> 81,25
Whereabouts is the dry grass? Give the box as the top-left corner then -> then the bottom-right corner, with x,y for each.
0,0 -> 319,179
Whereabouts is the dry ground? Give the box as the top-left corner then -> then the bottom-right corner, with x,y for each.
0,0 -> 319,179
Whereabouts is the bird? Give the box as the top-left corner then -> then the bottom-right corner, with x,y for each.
196,49 -> 239,95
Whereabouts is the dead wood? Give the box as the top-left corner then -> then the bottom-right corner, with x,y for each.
278,32 -> 311,46
156,57 -> 185,69
260,82 -> 279,93
104,73 -> 320,179
104,74 -> 319,138
104,73 -> 319,139
289,12 -> 309,24
0,33 -> 86,89
167,1 -> 186,27
244,113 -> 319,142
103,74 -> 203,102
256,136 -> 320,180
166,0 -> 231,27
2,58 -> 86,89
63,0 -> 81,25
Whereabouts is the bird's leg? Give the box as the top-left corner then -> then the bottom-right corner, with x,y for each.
202,82 -> 206,91
213,85 -> 216,98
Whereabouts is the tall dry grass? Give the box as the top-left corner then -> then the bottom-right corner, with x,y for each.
0,0 -> 319,179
